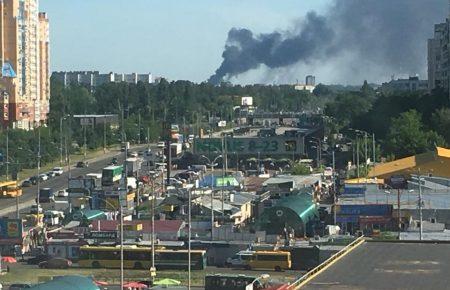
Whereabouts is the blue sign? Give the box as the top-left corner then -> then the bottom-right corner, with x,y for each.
337,204 -> 392,216
336,215 -> 359,223
343,186 -> 366,195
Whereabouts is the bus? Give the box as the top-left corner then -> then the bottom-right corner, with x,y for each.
78,246 -> 207,270
101,165 -> 123,186
227,251 -> 291,272
0,181 -> 22,198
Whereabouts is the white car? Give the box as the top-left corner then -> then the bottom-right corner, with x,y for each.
157,141 -> 165,148
56,189 -> 69,197
52,167 -> 64,176
38,173 -> 49,181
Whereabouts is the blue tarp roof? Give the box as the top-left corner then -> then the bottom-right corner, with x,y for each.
29,275 -> 100,290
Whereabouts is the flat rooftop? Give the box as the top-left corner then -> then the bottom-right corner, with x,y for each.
305,242 -> 450,290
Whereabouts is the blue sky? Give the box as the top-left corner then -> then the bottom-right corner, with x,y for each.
41,0 -> 331,82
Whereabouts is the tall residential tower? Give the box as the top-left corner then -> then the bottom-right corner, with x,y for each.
0,0 -> 50,129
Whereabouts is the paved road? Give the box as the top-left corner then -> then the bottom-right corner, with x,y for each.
305,242 -> 450,290
0,145 -> 151,217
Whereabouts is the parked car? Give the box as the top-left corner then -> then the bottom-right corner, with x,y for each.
52,167 -> 64,176
39,258 -> 72,269
30,204 -> 43,215
9,283 -> 32,289
157,141 -> 165,148
76,161 -> 89,168
38,174 -> 49,181
21,180 -> 32,187
29,176 -> 38,185
27,254 -> 53,265
128,151 -> 138,158
56,189 -> 68,197
46,171 -> 56,179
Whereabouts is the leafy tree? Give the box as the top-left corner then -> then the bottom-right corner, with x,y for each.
431,108 -> 450,144
292,163 -> 311,175
385,110 -> 445,158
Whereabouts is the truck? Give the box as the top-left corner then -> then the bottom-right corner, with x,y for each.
43,210 -> 65,226
121,141 -> 130,152
125,157 -> 141,177
38,188 -> 55,203
170,143 -> 183,157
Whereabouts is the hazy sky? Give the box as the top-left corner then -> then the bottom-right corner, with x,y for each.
41,0 -> 331,82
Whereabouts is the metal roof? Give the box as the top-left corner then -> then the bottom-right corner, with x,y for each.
368,147 -> 450,179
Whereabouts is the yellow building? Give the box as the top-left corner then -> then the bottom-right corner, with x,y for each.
0,0 -> 50,129
368,147 -> 450,179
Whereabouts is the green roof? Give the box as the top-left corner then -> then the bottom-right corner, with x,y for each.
258,193 -> 319,235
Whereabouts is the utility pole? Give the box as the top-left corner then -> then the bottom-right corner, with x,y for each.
364,132 -> 368,176
221,136 -> 225,220
60,117 -> 63,166
138,110 -> 141,144
188,187 -> 192,290
372,133 -> 376,164
83,124 -> 87,160
103,114 -> 107,154
418,175 -> 423,241
397,188 -> 401,239
151,176 -> 155,271
147,127 -> 150,151
36,127 -> 41,226
119,123 -> 127,289
356,137 -> 360,179
210,162 -> 214,241
332,150 -> 336,225
6,127 -> 9,180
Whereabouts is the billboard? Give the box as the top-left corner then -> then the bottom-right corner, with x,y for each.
336,204 -> 392,216
194,136 -> 304,156
0,219 -> 23,239
241,97 -> 253,106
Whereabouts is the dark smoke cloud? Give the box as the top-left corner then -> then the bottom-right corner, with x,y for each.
209,0 -> 447,84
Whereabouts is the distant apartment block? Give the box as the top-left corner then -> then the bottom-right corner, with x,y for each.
381,76 -> 428,93
0,0 -> 50,130
295,75 -> 316,93
428,18 -> 450,94
52,71 -> 155,89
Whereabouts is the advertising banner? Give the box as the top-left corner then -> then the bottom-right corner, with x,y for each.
0,219 -> 23,239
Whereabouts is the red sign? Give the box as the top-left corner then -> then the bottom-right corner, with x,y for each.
359,216 -> 391,224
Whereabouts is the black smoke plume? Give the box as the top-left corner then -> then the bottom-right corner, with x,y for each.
209,0 -> 447,84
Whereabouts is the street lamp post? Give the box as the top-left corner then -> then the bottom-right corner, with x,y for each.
309,140 -> 320,169
36,127 -> 41,226
188,187 -> 192,290
200,154 -> 223,240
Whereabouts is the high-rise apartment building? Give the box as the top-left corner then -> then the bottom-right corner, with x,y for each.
52,71 -> 155,91
0,0 -> 50,130
428,18 -> 450,95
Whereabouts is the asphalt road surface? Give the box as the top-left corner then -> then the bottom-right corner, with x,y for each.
305,242 -> 450,290
0,145 -> 151,217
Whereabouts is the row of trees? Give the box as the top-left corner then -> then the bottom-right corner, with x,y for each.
0,78 -> 327,176
324,82 -> 450,159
